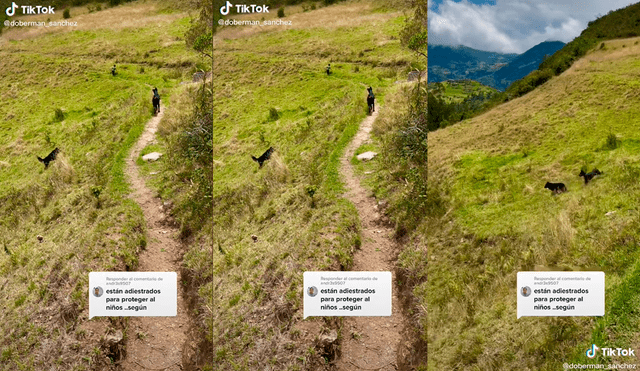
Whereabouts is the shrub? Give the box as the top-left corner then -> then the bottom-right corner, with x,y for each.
605,132 -> 620,150
277,7 -> 285,17
311,3 -> 316,10
172,83 -> 213,235
63,9 -> 71,19
267,107 -> 279,122
54,108 -> 65,122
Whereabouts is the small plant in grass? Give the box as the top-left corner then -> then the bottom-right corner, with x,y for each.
63,9 -> 71,19
305,185 -> 317,207
54,108 -> 65,122
605,131 -> 619,150
267,107 -> 279,122
259,129 -> 267,144
277,7 -> 285,17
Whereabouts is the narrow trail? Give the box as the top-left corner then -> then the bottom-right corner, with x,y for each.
121,109 -> 189,370
335,108 -> 409,370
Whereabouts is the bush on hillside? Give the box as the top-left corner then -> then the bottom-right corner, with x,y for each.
63,9 -> 71,19
277,7 -> 285,17
54,108 -> 65,122
605,132 -> 620,150
506,68 -> 554,98
171,83 -> 213,237
267,107 -> 279,121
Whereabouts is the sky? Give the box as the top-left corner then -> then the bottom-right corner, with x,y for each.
428,0 -> 638,54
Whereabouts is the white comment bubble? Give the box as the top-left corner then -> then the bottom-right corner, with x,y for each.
517,271 -> 604,319
89,272 -> 177,319
303,271 -> 391,319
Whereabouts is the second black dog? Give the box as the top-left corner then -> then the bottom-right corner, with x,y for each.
544,182 -> 567,194
579,168 -> 602,184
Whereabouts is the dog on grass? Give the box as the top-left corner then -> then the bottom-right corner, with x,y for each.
251,147 -> 274,168
37,148 -> 59,169
544,182 -> 567,194
579,168 -> 602,184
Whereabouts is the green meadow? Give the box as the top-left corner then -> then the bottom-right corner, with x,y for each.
212,1 -> 418,368
0,2 -> 210,369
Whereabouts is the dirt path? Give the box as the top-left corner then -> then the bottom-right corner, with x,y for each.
335,108 -> 408,370
121,109 -> 189,370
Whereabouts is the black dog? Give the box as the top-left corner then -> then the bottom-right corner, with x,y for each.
152,88 -> 160,115
252,147 -> 274,168
579,168 -> 601,184
367,87 -> 375,114
111,64 -> 116,76
544,182 -> 567,194
37,148 -> 59,168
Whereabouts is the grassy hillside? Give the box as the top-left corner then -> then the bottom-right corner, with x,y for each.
212,1 -> 417,368
428,36 -> 640,370
0,2 -> 207,369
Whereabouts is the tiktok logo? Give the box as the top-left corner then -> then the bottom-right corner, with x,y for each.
586,344 -> 599,358
5,2 -> 18,16
220,1 -> 232,15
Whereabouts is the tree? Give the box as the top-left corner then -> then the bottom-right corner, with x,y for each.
186,0 -> 216,60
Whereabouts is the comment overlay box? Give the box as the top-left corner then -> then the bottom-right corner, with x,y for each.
89,272 -> 177,319
304,271 -> 391,319
517,271 -> 604,319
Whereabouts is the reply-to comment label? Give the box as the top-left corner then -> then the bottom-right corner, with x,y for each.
517,271 -> 604,319
303,271 -> 391,319
89,272 -> 177,319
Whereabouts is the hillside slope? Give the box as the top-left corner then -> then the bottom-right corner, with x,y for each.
212,1 -> 417,369
428,36 -> 640,370
0,2 -> 209,369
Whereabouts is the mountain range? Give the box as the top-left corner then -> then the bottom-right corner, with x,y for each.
428,41 -> 566,91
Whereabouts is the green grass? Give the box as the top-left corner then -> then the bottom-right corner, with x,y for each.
0,2 -> 204,369
427,37 -> 640,370
211,1 -> 411,368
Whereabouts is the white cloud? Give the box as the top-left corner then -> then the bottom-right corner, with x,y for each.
429,0 -> 637,54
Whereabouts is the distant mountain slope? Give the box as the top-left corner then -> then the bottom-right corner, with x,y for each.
428,44 -> 517,86
491,41 -> 565,90
428,41 -> 565,90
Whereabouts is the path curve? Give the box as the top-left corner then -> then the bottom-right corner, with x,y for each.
121,109 -> 189,370
335,108 -> 407,370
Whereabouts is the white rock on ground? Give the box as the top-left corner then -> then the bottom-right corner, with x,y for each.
142,152 -> 163,162
356,151 -> 377,161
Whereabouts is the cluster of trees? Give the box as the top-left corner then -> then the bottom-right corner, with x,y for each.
427,82 -> 502,131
